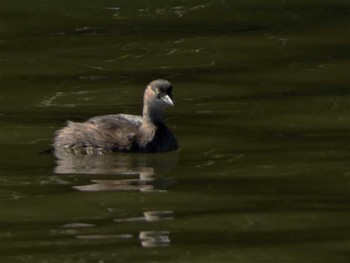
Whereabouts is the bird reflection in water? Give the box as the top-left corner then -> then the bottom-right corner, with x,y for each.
139,231 -> 171,247
57,211 -> 173,247
73,230 -> 171,248
53,150 -> 176,247
114,211 -> 173,247
54,150 -> 178,192
114,210 -> 174,223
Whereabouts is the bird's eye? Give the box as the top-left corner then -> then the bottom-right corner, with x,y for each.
154,88 -> 162,99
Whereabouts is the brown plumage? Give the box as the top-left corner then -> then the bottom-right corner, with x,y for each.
53,80 -> 178,154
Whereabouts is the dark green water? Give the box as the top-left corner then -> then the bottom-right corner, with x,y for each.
1,1 -> 350,262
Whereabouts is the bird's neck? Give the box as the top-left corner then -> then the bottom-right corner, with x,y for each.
142,103 -> 164,126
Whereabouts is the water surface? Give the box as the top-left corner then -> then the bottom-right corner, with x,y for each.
1,1 -> 350,262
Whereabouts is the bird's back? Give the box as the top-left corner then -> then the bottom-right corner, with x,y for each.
54,114 -> 142,152
88,114 -> 143,127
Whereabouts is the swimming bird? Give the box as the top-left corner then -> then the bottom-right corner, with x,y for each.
53,79 -> 178,154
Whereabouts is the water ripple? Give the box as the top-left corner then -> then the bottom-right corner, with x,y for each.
139,231 -> 171,248
114,211 -> 174,223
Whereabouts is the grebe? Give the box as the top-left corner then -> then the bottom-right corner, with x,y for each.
54,79 -> 178,154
